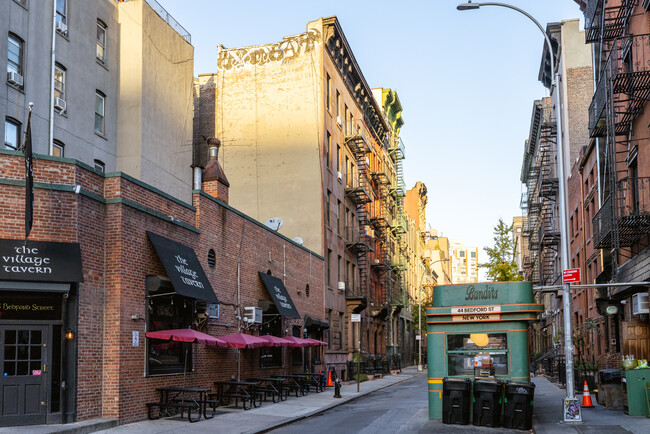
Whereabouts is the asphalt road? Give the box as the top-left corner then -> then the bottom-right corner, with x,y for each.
269,374 -> 523,434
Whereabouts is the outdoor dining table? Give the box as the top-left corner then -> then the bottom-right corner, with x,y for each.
247,377 -> 287,402
147,386 -> 212,422
212,380 -> 261,410
283,373 -> 324,394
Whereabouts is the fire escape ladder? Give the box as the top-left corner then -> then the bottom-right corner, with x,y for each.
585,0 -> 637,43
344,130 -> 373,303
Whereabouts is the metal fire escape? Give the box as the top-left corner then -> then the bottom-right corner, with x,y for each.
389,138 -> 407,310
587,0 -> 650,275
345,127 -> 373,310
538,103 -> 560,286
370,163 -> 392,311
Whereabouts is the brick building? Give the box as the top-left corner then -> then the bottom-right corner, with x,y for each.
0,145 -> 323,426
194,17 -> 412,376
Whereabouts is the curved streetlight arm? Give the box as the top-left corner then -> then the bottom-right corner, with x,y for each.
457,2 -> 555,87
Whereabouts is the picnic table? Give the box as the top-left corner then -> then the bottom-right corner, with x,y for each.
247,377 -> 287,402
146,386 -> 213,422
284,373 -> 324,394
212,380 -> 261,410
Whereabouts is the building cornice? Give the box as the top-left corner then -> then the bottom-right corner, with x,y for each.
322,16 -> 390,147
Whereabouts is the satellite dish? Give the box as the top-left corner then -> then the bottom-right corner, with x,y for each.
264,217 -> 283,231
292,237 -> 303,245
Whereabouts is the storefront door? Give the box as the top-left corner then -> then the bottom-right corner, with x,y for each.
0,325 -> 48,426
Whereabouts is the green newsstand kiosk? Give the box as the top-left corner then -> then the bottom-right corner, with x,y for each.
426,281 -> 543,420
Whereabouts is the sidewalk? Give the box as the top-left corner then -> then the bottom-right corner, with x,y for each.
532,375 -> 648,434
6,370 -> 647,434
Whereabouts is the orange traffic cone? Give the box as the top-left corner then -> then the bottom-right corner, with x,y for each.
581,380 -> 594,407
326,370 -> 334,387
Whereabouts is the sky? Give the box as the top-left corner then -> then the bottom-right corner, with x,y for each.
158,0 -> 584,275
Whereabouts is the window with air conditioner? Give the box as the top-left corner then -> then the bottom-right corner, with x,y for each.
55,20 -> 67,34
56,0 -> 67,28
632,293 -> 649,315
7,34 -> 23,86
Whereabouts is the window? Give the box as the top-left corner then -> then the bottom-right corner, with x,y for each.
344,105 -> 349,135
447,333 -> 508,376
336,144 -> 340,174
96,20 -> 107,63
326,132 -> 331,169
327,249 -> 332,286
339,312 -> 344,350
326,74 -> 331,110
326,190 -> 331,227
56,0 -> 67,26
52,140 -> 64,157
470,251 -> 476,258
147,294 -> 193,375
336,91 -> 341,120
337,200 -> 342,234
4,118 -> 20,150
8,33 -> 23,76
95,91 -> 105,135
94,159 -> 105,173
460,251 -> 465,257
337,255 -> 342,282
54,64 -> 65,100
259,313 -> 282,368
327,310 -> 332,347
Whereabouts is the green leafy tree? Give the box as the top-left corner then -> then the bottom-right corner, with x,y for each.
481,218 -> 522,282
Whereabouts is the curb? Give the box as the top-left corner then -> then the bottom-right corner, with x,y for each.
254,370 -> 425,434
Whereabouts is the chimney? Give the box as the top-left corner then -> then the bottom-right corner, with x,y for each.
202,138 -> 230,203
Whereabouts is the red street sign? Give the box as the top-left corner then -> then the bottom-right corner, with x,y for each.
563,268 -> 581,283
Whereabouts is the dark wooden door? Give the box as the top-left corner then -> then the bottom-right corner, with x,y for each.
0,326 -> 48,426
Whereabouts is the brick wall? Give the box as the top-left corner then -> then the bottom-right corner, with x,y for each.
0,152 -> 324,423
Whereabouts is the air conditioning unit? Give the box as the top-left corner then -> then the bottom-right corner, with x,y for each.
632,292 -> 649,315
196,302 -> 219,319
54,97 -> 66,112
7,71 -> 23,87
244,306 -> 262,324
56,20 -> 67,34
337,171 -> 342,180
338,281 -> 345,291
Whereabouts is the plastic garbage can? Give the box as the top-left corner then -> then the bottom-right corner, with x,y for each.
442,377 -> 471,425
473,379 -> 502,427
502,381 -> 535,430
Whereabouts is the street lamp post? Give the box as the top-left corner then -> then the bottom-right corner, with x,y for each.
457,1 -> 578,421
418,258 -> 450,372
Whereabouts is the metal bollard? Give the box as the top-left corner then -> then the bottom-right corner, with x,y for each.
334,378 -> 342,398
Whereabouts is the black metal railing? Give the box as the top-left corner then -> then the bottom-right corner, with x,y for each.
593,176 -> 650,248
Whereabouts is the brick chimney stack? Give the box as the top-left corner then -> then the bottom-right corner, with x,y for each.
202,138 -> 229,203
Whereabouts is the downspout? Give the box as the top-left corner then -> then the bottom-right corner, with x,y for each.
48,0 -> 57,155
237,258 -> 241,381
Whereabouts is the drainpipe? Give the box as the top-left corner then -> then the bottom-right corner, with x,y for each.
48,0 -> 57,155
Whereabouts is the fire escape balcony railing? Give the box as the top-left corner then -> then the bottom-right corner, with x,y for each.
593,176 -> 650,248
371,242 -> 391,270
390,213 -> 407,235
584,0 -> 637,43
345,225 -> 373,253
388,137 -> 405,163
589,33 -> 650,138
540,216 -> 561,246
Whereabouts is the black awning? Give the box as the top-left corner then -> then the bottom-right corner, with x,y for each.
258,272 -> 300,319
147,231 -> 218,304
0,239 -> 83,283
304,315 -> 330,329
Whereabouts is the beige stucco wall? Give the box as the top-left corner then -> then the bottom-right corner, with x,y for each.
117,0 -> 194,202
207,22 -> 325,254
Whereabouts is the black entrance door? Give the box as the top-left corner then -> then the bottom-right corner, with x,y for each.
0,326 -> 48,426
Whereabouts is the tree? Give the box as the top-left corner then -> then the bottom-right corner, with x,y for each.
481,218 -> 522,282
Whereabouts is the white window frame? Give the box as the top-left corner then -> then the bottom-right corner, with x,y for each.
4,118 -> 21,150
95,91 -> 105,135
96,20 -> 106,63
56,0 -> 67,26
8,34 -> 23,76
54,64 -> 65,100
52,140 -> 64,157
